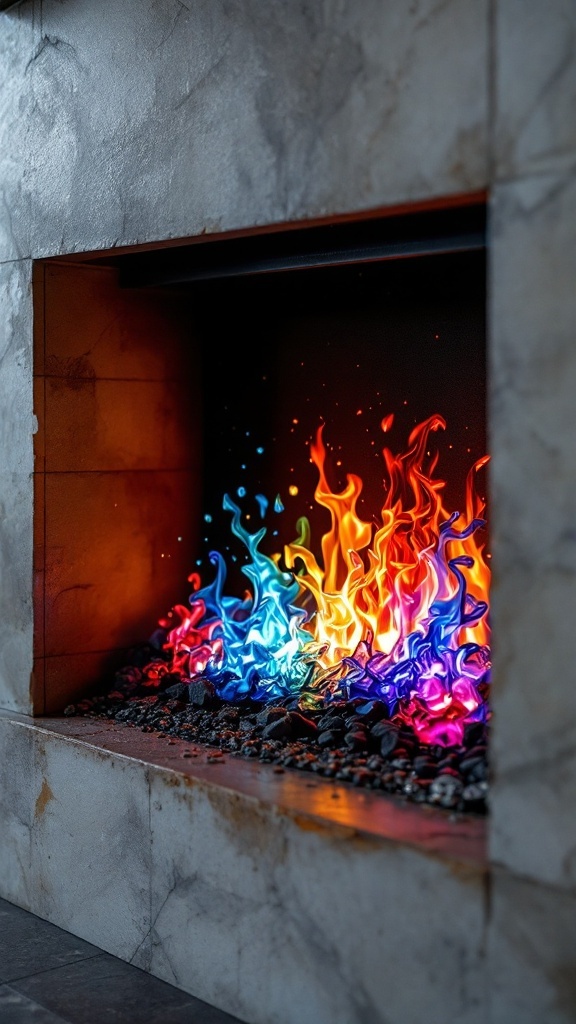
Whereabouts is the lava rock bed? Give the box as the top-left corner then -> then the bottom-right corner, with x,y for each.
64,650 -> 489,817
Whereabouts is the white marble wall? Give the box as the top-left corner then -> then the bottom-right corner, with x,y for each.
0,259 -> 33,714
2,1 -> 576,1021
486,4 -> 576,1020
487,868 -> 576,1024
488,0 -> 576,888
488,172 -> 576,890
148,770 -> 485,1024
1,0 -> 489,265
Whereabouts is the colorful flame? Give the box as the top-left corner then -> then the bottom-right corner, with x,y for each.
160,415 -> 491,745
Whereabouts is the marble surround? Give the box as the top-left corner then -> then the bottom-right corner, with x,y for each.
1,1 -> 576,1022
0,710 -> 489,1024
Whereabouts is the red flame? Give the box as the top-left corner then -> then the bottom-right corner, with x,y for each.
284,415 -> 490,670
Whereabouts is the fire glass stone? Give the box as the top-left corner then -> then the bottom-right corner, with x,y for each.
187,679 -> 218,708
256,706 -> 287,727
317,713 -> 346,732
354,700 -> 389,724
288,711 -> 319,738
317,729 -> 342,749
164,682 -> 189,702
345,730 -> 369,752
376,724 -> 400,758
412,756 -> 438,779
262,715 -> 293,740
429,774 -> 464,808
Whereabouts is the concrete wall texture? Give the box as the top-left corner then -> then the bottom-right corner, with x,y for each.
2,2 -> 576,1021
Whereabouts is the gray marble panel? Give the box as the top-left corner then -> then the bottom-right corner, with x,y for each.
0,472 -> 34,715
9,0 -> 490,259
148,768 -> 488,1024
487,868 -> 576,1024
28,727 -> 153,970
0,260 -> 34,714
494,0 -> 576,180
0,7 -> 37,263
488,171 -> 576,888
0,717 -> 34,908
0,260 -> 33,474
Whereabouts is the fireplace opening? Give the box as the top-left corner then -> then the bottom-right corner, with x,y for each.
34,199 -> 489,816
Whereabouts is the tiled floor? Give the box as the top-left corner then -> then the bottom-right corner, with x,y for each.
0,898 -> 244,1024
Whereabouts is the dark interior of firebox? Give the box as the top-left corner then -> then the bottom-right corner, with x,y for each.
117,205 -> 487,593
188,250 -> 487,593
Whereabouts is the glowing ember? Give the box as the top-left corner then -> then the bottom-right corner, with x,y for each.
159,415 -> 490,747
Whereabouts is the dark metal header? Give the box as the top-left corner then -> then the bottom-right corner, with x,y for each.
117,202 -> 486,289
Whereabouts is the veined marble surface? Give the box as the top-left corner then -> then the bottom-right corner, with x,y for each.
488,169 -> 576,891
0,0 -> 489,264
494,0 -> 576,181
0,711 -> 488,1024
487,868 -> 576,1024
0,259 -> 33,715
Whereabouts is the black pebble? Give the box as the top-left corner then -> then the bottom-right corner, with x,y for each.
262,715 -> 293,740
317,729 -> 342,749
288,711 -> 319,738
256,706 -> 288,727
345,730 -> 369,752
354,700 -> 389,725
375,724 -> 400,758
164,682 -> 189,702
188,679 -> 218,708
412,756 -> 438,779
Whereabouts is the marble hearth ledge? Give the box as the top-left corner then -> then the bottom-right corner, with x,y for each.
0,710 -> 488,1024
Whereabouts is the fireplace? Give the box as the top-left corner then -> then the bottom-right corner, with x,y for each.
2,3 -> 576,1023
32,200 -> 491,809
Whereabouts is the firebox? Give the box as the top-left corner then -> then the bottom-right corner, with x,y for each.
32,196 -> 488,797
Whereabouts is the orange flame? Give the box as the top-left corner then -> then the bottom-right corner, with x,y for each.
284,415 -> 490,671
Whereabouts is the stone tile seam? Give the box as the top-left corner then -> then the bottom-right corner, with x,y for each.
0,255 -> 31,267
490,737 -> 576,782
489,859 -> 576,901
16,194 -> 491,266
489,160 -> 576,191
1,951 -> 103,988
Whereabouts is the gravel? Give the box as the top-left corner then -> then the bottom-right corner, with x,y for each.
64,651 -> 489,817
